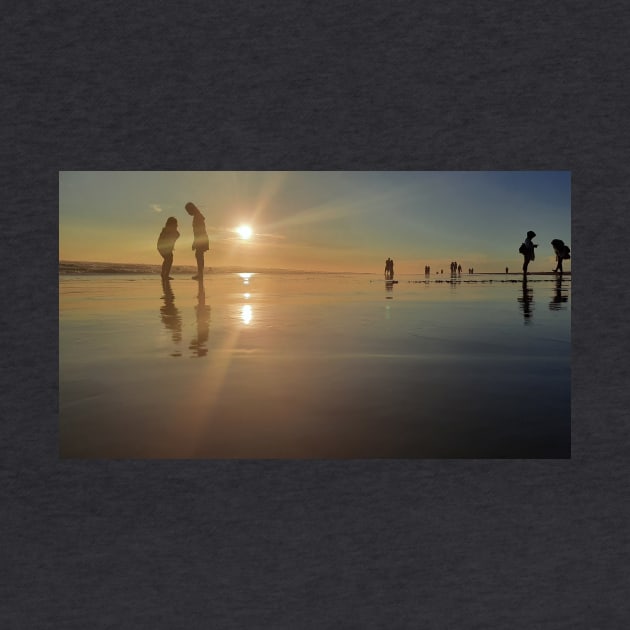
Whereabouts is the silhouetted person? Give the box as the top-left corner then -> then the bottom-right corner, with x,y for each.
551,239 -> 571,274
384,258 -> 391,279
457,264 -> 462,274
157,216 -> 180,280
389,258 -> 395,280
189,281 -> 211,358
185,202 -> 210,280
519,230 -> 538,274
505,267 -> 509,274
160,277 -> 182,356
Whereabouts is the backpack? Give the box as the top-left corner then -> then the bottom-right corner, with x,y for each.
518,243 -> 527,254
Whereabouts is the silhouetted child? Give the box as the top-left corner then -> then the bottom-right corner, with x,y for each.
185,202 -> 210,280
551,239 -> 571,273
157,217 -> 180,280
519,230 -> 538,273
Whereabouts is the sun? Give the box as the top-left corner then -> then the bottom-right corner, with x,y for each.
236,225 -> 253,240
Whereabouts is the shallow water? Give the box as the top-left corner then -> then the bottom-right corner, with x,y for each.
59,272 -> 570,458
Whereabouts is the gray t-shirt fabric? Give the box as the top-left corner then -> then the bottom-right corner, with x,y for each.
2,1 -> 629,628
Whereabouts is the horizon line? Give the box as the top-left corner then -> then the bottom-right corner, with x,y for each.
59,260 -> 570,276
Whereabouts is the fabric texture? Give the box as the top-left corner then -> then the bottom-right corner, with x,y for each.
2,1 -> 629,628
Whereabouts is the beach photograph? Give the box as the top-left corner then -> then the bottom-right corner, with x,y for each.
59,171 -> 571,458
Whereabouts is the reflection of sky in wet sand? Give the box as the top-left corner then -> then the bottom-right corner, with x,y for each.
59,273 -> 570,458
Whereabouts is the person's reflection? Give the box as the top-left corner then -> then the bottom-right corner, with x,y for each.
517,275 -> 534,323
549,275 -> 569,311
190,280 -> 211,358
385,280 -> 394,299
160,277 -> 182,357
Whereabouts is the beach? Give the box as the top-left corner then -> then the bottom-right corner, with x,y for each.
59,271 -> 571,458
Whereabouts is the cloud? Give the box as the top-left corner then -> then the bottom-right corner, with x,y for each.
150,204 -> 163,213
211,226 -> 286,242
252,232 -> 286,241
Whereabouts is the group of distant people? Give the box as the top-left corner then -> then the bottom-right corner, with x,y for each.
393,233 -> 570,278
519,231 -> 571,274
384,257 -> 395,280
157,202 -> 210,281
423,264 -> 474,275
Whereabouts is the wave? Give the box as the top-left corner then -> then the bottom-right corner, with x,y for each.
59,261 -> 168,274
58,261 -> 358,275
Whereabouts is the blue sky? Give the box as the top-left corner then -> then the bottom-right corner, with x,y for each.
59,171 -> 571,272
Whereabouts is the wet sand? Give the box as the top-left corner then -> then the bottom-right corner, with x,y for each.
59,273 -> 571,458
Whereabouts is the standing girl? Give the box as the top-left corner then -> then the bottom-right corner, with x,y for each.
185,202 -> 210,280
157,216 -> 180,280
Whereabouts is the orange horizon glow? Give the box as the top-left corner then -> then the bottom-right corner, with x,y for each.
59,171 -> 571,274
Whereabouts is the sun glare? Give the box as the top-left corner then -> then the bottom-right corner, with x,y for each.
236,225 -> 253,240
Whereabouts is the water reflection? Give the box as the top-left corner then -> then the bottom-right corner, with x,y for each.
385,280 -> 394,299
189,281 -> 211,358
160,278 -> 182,357
241,304 -> 253,325
549,275 -> 569,311
517,276 -> 534,323
239,272 -> 253,286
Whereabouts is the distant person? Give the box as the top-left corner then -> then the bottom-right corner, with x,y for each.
458,264 -> 462,274
519,230 -> 538,274
506,267 -> 509,274
385,258 -> 391,279
551,239 -> 571,274
157,216 -> 180,280
389,259 -> 395,280
185,202 -> 210,280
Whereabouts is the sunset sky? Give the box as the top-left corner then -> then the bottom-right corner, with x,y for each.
59,171 -> 571,273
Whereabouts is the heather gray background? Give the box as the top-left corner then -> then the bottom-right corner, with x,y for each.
2,1 -> 629,628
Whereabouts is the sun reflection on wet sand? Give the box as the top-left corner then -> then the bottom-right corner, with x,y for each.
241,304 -> 253,325
239,272 -> 253,285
